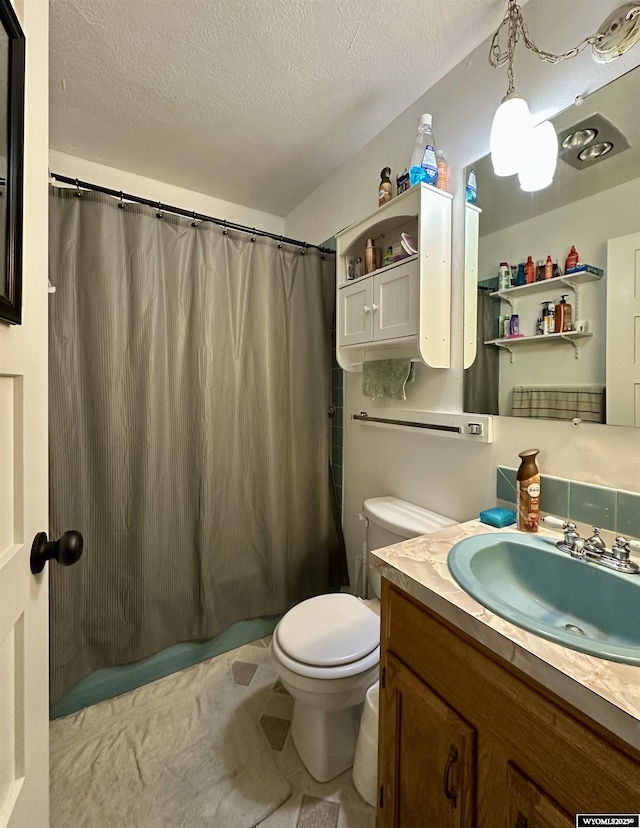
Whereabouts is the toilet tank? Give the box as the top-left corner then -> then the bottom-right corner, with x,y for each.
362,497 -> 457,598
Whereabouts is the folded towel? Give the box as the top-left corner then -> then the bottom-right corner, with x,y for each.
362,358 -> 413,401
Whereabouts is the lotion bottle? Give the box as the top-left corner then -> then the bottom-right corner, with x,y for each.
517,449 -> 540,533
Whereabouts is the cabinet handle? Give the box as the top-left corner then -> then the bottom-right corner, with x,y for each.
443,745 -> 458,807
515,812 -> 528,828
371,303 -> 379,311
364,305 -> 371,313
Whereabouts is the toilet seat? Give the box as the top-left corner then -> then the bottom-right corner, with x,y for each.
273,594 -> 380,680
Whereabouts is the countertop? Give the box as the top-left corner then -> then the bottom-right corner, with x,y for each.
370,519 -> 640,753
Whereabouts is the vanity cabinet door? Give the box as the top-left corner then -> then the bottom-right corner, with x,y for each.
339,278 -> 374,346
372,259 -> 419,341
505,763 -> 573,828
379,653 -> 476,828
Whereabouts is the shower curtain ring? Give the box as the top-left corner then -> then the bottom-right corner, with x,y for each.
278,235 -> 283,249
250,227 -> 256,242
117,191 -> 125,209
75,179 -> 82,197
156,201 -> 163,219
191,210 -> 199,227
223,220 -> 228,235
300,242 -> 307,255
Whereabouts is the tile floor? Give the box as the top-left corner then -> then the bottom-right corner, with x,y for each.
231,637 -> 376,828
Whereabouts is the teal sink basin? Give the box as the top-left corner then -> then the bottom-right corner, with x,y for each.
447,533 -> 640,664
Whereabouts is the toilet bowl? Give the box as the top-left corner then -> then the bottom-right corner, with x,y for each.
270,496 -> 456,783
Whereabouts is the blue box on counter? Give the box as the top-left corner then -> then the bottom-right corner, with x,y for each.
479,507 -> 517,528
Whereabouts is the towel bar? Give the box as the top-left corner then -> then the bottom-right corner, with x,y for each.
352,413 -> 463,434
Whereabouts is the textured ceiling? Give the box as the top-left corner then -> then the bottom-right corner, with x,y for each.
49,0 -> 506,216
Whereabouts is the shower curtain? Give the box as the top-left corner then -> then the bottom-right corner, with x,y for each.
48,187 -> 343,702
464,289 -> 499,415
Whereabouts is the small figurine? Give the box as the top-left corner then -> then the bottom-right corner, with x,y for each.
378,167 -> 393,207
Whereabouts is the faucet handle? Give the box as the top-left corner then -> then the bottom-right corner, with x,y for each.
611,536 -> 631,563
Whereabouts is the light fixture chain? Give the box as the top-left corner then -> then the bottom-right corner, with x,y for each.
489,0 -> 608,70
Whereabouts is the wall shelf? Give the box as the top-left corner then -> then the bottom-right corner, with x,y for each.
484,330 -> 592,362
490,270 -> 603,310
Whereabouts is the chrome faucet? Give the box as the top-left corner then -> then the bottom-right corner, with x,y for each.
542,516 -> 640,575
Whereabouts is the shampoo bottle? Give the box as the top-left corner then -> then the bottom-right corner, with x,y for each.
565,245 -> 579,273
517,449 -> 540,533
525,255 -> 535,284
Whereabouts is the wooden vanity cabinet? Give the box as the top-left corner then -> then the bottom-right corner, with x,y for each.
377,580 -> 640,828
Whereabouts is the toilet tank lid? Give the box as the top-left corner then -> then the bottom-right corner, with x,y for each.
362,496 -> 457,538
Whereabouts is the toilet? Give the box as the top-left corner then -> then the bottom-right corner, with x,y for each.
270,496 -> 456,783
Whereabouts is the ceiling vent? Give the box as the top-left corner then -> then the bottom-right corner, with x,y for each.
557,113 -> 630,170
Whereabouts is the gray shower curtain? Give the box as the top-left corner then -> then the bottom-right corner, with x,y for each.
464,289 -> 499,415
48,187 -> 340,702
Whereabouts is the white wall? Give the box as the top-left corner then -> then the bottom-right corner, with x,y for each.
284,0 -> 640,586
49,151 -> 285,236
478,177 -> 640,413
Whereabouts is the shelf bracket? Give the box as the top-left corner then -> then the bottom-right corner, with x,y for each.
495,290 -> 515,309
561,333 -> 581,359
494,341 -> 515,362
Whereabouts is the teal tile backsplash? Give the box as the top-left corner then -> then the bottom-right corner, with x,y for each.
496,468 -> 640,538
569,482 -> 616,530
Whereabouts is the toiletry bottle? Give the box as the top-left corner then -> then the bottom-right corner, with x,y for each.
379,167 -> 392,207
498,262 -> 510,291
515,262 -> 526,287
517,449 -> 540,533
540,302 -> 548,335
525,255 -> 535,284
554,295 -> 573,332
535,260 -> 544,282
436,150 -> 448,191
501,314 -> 511,339
509,314 -> 519,336
544,255 -> 553,280
465,169 -> 477,204
564,245 -> 579,273
409,114 -> 438,187
364,239 -> 375,274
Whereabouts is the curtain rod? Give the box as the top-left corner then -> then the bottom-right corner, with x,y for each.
49,173 -> 335,256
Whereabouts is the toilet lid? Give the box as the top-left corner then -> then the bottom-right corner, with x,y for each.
276,593 -> 379,667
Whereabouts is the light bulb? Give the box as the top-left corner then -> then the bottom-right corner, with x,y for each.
490,94 -> 532,177
518,120 -> 558,192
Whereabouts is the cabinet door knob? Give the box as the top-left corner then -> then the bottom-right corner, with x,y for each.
515,812 -> 528,828
443,745 -> 458,806
371,303 -> 379,312
363,305 -> 371,313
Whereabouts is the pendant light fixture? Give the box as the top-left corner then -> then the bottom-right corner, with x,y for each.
488,1 -> 640,191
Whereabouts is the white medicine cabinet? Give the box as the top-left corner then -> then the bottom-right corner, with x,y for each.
335,183 -> 452,372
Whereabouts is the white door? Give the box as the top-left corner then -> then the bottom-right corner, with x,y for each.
373,259 -> 419,341
606,231 -> 640,427
0,2 -> 51,826
339,278 -> 373,346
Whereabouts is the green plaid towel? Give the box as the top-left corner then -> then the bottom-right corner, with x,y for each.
362,358 -> 413,401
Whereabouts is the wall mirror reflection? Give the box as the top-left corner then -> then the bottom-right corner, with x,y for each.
0,0 -> 24,326
464,65 -> 640,428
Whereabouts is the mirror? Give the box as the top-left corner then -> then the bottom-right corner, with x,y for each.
0,0 -> 24,326
464,65 -> 640,427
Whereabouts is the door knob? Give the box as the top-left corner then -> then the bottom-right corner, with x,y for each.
30,530 -> 84,574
